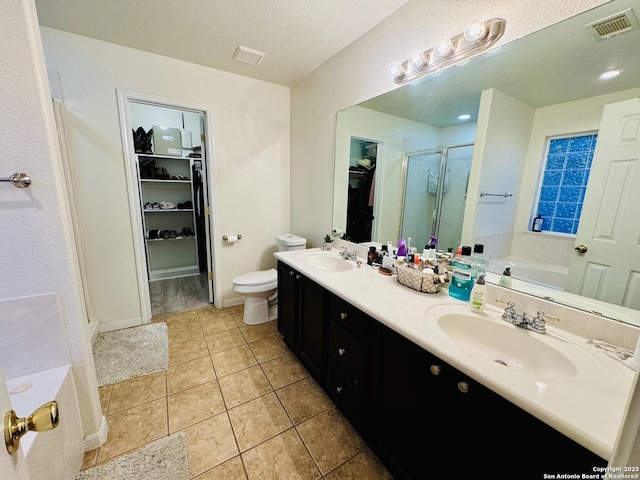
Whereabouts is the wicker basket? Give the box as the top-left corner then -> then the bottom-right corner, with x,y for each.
397,264 -> 449,294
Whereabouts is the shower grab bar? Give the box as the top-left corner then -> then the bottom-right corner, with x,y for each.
1,173 -> 31,188
480,191 -> 512,198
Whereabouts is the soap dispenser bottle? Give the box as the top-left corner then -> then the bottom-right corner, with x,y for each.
499,267 -> 512,288
470,274 -> 487,313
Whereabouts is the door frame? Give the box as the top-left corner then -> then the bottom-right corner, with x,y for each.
116,89 -> 222,322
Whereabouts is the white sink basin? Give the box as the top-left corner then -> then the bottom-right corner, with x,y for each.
426,305 -> 578,379
303,253 -> 355,271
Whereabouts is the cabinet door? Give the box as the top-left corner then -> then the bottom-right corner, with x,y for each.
297,274 -> 326,380
277,261 -> 298,348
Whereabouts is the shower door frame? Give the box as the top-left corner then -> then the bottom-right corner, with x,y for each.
399,142 -> 474,247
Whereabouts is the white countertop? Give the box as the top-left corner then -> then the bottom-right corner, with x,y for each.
274,247 -> 635,461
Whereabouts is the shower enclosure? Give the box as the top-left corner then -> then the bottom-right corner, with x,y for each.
399,143 -> 474,253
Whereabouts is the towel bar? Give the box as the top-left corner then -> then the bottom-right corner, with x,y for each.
1,173 -> 31,188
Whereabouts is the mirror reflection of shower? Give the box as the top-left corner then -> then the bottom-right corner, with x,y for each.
400,143 -> 474,253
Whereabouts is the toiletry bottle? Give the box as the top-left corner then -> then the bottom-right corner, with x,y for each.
397,238 -> 407,258
449,246 -> 474,301
470,274 -> 487,313
532,214 -> 543,232
470,243 -> 489,279
367,246 -> 377,266
499,267 -> 512,288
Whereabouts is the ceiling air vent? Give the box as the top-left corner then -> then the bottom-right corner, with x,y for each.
585,8 -> 639,41
232,45 -> 265,66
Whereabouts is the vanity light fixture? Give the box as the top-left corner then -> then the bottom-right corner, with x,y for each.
390,18 -> 506,85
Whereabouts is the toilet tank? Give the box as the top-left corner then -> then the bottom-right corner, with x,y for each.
276,233 -> 307,251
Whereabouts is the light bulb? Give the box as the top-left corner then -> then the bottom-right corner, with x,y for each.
409,50 -> 427,69
389,61 -> 405,79
464,20 -> 487,42
458,114 -> 471,121
433,37 -> 453,57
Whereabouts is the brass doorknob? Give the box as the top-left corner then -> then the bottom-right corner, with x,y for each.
4,401 -> 59,454
574,244 -> 588,254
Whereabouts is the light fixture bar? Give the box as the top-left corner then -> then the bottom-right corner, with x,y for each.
392,18 -> 506,85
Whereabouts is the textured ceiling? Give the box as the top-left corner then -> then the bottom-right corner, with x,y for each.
34,0 -> 410,87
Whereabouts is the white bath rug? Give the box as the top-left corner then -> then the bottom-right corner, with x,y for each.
76,433 -> 188,480
93,322 -> 168,387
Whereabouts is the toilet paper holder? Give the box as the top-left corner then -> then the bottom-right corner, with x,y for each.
222,234 -> 242,241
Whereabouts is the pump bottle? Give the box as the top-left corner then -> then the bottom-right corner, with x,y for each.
470,274 -> 487,313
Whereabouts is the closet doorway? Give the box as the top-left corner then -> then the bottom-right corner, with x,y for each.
117,90 -> 219,321
346,137 -> 381,243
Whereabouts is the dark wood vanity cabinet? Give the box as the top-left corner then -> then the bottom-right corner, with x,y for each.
276,261 -> 326,381
276,264 -> 606,480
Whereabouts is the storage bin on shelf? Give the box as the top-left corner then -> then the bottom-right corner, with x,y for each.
397,263 -> 449,293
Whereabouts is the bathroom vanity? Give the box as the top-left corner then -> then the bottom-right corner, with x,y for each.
275,246 -> 635,480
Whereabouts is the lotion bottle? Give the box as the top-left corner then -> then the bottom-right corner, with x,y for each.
499,267 -> 512,288
470,274 -> 487,313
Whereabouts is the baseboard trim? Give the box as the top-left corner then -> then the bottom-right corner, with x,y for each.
88,319 -> 100,345
84,415 -> 108,451
98,316 -> 145,333
222,297 -> 245,308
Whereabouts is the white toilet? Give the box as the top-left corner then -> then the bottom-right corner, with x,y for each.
232,233 -> 307,325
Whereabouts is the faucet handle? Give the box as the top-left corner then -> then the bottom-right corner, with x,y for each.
535,311 -> 559,323
495,298 -> 515,313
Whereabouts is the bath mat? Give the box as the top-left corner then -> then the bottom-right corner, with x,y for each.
76,433 -> 188,480
93,322 -> 168,387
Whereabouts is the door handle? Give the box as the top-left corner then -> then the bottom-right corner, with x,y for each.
574,244 -> 588,254
4,401 -> 59,454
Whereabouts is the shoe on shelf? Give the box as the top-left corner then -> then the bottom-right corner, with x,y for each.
177,201 -> 193,209
161,230 -> 170,239
159,201 -> 175,210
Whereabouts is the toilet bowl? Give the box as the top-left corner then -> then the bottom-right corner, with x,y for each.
233,233 -> 307,325
232,269 -> 278,325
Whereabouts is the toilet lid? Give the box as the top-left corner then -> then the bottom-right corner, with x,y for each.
233,268 -> 277,286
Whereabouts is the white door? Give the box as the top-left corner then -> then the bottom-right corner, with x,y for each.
565,97 -> 640,309
0,371 -> 31,480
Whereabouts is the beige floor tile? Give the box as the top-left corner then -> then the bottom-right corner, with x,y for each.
108,371 -> 166,414
196,305 -> 231,319
205,327 -> 247,354
168,380 -> 226,433
297,408 -> 366,475
199,311 -> 238,335
218,365 -> 273,409
248,333 -> 290,363
211,344 -> 258,377
169,336 -> 209,365
324,448 -> 395,479
167,320 -> 204,344
183,413 -> 239,477
261,353 -> 309,389
98,384 -> 112,415
160,309 -> 199,325
276,377 -> 333,425
194,456 -> 247,480
80,448 -> 98,470
228,392 -> 292,452
237,320 -> 279,343
241,428 -> 320,480
97,397 -> 168,463
167,355 -> 216,394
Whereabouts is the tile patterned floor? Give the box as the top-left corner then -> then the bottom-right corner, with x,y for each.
82,304 -> 394,479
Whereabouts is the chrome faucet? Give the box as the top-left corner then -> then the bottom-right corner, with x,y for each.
496,299 -> 559,334
339,247 -> 359,261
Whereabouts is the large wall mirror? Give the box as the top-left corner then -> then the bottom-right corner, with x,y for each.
333,0 -> 640,327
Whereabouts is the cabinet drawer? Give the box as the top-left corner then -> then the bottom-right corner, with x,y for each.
329,321 -> 366,386
327,361 -> 363,423
329,295 -> 369,339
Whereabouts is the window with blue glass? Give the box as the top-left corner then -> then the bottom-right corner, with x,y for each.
534,132 -> 597,234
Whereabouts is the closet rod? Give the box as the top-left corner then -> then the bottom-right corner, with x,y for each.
1,173 -> 31,188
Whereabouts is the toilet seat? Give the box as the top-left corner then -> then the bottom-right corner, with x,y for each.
232,268 -> 277,293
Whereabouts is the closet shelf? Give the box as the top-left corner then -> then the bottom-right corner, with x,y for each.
144,209 -> 194,213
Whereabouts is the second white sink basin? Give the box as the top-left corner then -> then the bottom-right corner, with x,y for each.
426,305 -> 578,379
303,253 -> 355,271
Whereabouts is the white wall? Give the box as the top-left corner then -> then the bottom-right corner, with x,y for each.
0,0 -> 102,449
40,27 -> 291,328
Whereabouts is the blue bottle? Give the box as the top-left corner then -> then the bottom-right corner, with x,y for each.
449,245 -> 474,301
